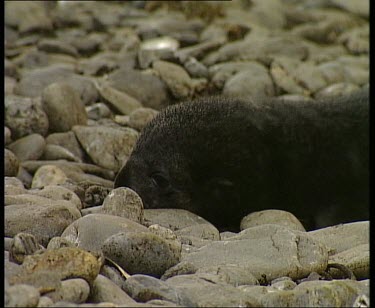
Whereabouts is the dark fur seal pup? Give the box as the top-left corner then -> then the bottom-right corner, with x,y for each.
114,90 -> 369,231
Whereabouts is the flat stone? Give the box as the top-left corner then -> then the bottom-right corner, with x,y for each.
8,133 -> 46,161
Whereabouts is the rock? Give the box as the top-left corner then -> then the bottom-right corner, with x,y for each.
9,247 -> 102,286
182,57 -> 209,78
86,103 -> 112,121
41,144 -> 82,162
5,284 -> 40,308
9,232 -> 43,264
325,0 -> 369,18
96,82 -> 143,115
5,95 -> 49,139
314,82 -> 360,99
46,131 -> 86,162
175,39 -> 225,62
240,210 -> 306,232
102,231 -> 181,277
31,165 -> 69,189
47,237 -> 76,250
128,108 -> 158,131
5,76 -> 16,95
165,274 -> 259,307
45,279 -> 90,304
328,244 -> 369,280
271,276 -> 297,291
37,39 -> 79,57
72,125 -> 139,172
16,166 -> 33,189
223,63 -> 275,97
4,149 -> 20,177
107,68 -> 170,110
5,195 -> 81,246
270,57 -> 327,95
338,25 -> 369,55
123,274 -> 181,303
8,133 -> 46,161
78,52 -> 119,76
37,296 -> 54,307
88,274 -> 137,306
5,1 -> 53,34
152,60 -> 194,99
42,82 -> 87,133
178,224 -> 328,283
308,221 -> 369,255
4,177 -> 25,196
5,59 -> 18,78
143,209 -> 215,231
102,187 -> 144,223
175,223 -> 220,241
260,279 -> 369,307
61,214 -> 148,253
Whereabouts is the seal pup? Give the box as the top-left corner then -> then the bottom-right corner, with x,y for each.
114,90 -> 369,231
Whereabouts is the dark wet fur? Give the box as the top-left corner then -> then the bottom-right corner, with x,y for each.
115,90 -> 369,231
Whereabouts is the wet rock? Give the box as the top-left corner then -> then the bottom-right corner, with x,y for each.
102,187 -> 144,223
5,284 -> 40,308
45,278 -> 90,304
152,60 -> 194,99
178,224 -> 328,283
102,231 -> 181,277
31,165 -> 69,189
127,107 -> 158,131
72,125 -> 139,172
5,95 -> 49,139
123,274 -> 181,303
42,82 -> 88,133
5,149 -> 20,177
240,210 -> 306,232
5,195 -> 81,246
61,214 -> 148,253
223,63 -> 275,97
107,68 -> 170,110
96,82 -> 143,115
89,274 -> 137,306
8,133 -> 46,161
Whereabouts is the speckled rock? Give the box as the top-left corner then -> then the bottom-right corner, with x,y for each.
73,125 -> 138,172
5,149 -> 20,177
45,278 -> 90,304
127,108 -> 158,131
240,210 -> 306,232
102,231 -> 181,277
102,187 -> 144,223
5,95 -> 49,139
61,214 -> 148,253
152,60 -> 194,99
8,133 -> 46,161
5,283 -> 40,308
42,82 -> 88,133
31,165 -> 69,189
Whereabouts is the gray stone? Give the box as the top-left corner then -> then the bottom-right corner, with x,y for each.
86,103 -> 112,121
5,149 -> 20,177
42,82 -> 87,133
61,214 -> 148,253
5,59 -> 18,78
5,95 -> 49,139
73,125 -> 138,172
327,0 -> 369,18
16,166 -> 33,189
47,237 -> 76,250
128,108 -> 158,131
46,131 -> 86,162
5,284 -> 40,308
123,274 -> 181,303
271,277 -> 297,290
338,25 -> 369,55
9,232 -> 43,264
78,52 -> 119,76
45,278 -> 90,304
240,210 -> 306,232
8,133 -> 46,161
102,187 -> 144,223
143,209 -> 214,231
182,57 -> 209,78
178,224 -> 328,283
107,68 -> 170,110
96,82 -> 143,115
314,82 -> 361,99
223,64 -> 275,97
31,165 -> 69,189
41,144 -> 82,162
37,39 -> 79,57
37,296 -> 55,307
308,221 -> 369,255
5,76 -> 16,96
5,196 -> 81,247
102,231 -> 181,277
89,274 -> 137,306
175,223 -> 220,241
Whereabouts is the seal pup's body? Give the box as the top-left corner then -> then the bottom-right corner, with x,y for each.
115,90 -> 369,231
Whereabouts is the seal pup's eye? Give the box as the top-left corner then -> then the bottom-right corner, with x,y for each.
150,173 -> 170,190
